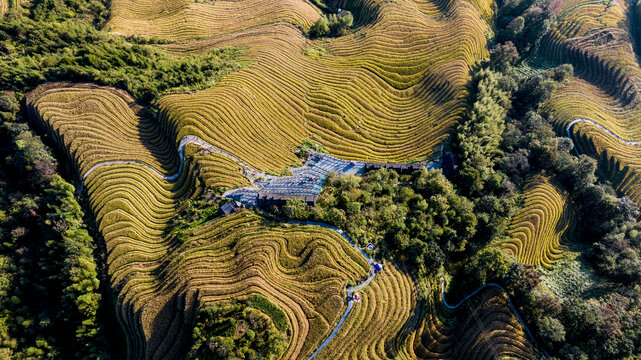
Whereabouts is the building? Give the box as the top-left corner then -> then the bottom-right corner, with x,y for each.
374,263 -> 383,273
364,162 -> 429,175
367,243 -> 375,251
219,201 -> 240,215
256,191 -> 318,207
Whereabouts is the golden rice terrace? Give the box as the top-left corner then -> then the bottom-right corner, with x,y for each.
5,0 -> 641,358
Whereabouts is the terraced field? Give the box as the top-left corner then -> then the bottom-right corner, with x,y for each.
22,0 -> 515,357
542,0 -> 641,203
106,0 -> 321,41
541,0 -> 638,101
26,83 -> 374,359
503,176 -> 576,269
178,216 -> 370,359
569,118 -> 641,202
412,286 -> 538,359
0,0 -> 21,16
104,0 -> 495,172
316,263 -> 420,359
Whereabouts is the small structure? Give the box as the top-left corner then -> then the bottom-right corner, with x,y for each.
219,201 -> 240,215
374,263 -> 383,273
441,152 -> 460,179
353,293 -> 360,302
256,191 -> 318,207
364,162 -> 429,175
366,243 -> 375,251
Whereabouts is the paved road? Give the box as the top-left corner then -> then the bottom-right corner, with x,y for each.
78,136 -> 381,359
440,278 -> 549,358
299,221 -> 375,359
79,134 -> 268,191
566,118 -> 641,155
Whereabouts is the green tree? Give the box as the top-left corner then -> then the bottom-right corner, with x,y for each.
309,16 -> 330,38
456,69 -> 511,195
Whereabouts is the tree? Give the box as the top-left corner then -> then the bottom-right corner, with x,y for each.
309,16 -> 330,38
538,316 -> 566,347
282,198 -> 309,219
456,69 -> 511,195
465,248 -> 512,285
308,11 -> 354,38
490,41 -> 520,71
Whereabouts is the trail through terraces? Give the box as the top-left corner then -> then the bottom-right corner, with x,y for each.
74,114 -> 623,358
76,133 -> 384,359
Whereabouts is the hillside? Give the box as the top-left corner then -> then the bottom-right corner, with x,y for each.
4,0 -> 641,358
151,0 -> 491,171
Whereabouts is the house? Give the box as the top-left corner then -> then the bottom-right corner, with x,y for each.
364,162 -> 428,175
219,201 -> 240,215
256,191 -> 318,207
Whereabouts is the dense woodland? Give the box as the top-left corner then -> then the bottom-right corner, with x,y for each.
188,296 -> 288,360
0,91 -> 108,358
1,0 -> 641,358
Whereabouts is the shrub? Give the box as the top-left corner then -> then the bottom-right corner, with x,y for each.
309,11 -> 354,38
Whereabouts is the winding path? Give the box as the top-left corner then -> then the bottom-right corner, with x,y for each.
79,135 -> 268,191
303,221 -> 375,359
566,118 -> 641,155
77,134 -> 379,359
74,118 -> 619,358
440,278 -> 550,358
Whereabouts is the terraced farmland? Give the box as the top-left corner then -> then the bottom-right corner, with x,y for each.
106,0 -> 321,41
26,83 -> 375,359
113,0 -> 495,172
541,0 -> 640,101
412,287 -> 538,359
569,118 -> 641,203
542,0 -> 641,203
19,0 -> 563,358
503,176 -> 576,269
0,0 -> 21,16
316,263 -> 420,359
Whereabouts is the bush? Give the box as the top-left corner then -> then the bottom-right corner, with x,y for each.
309,11 -> 354,38
188,300 -> 287,360
537,316 -> 566,347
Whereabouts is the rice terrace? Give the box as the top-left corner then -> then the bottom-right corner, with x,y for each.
3,0 -> 641,358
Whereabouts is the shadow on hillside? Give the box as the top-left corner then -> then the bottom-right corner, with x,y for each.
134,104 -> 181,175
